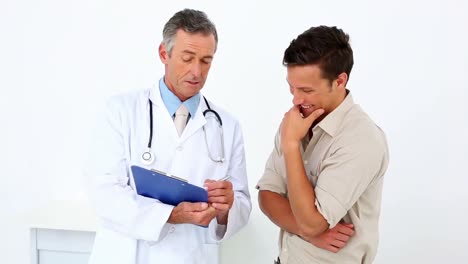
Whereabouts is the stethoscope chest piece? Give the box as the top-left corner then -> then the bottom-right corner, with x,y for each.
141,149 -> 155,165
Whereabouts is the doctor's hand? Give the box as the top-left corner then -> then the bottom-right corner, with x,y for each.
281,106 -> 324,152
204,179 -> 234,225
301,223 -> 355,253
167,202 -> 217,227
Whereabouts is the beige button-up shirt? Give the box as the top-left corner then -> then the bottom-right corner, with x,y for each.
257,92 -> 389,264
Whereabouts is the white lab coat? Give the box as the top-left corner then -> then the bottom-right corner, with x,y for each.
86,86 -> 251,264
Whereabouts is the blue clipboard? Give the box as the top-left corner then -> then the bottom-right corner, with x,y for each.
131,165 -> 208,206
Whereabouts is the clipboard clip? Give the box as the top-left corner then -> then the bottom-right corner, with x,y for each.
150,169 -> 188,183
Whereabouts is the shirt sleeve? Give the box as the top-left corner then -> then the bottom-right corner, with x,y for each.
314,132 -> 389,228
256,129 -> 287,195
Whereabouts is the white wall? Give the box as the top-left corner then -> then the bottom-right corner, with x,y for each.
1,0 -> 467,263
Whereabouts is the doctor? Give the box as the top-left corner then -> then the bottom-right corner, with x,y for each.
86,9 -> 251,264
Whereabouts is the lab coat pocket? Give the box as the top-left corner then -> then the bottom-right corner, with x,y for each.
202,243 -> 219,264
202,158 -> 230,183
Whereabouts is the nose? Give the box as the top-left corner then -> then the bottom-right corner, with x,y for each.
291,88 -> 303,105
190,61 -> 202,78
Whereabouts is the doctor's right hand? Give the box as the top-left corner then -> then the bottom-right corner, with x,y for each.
167,202 -> 217,226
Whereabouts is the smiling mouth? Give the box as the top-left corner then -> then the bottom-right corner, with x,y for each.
300,104 -> 312,109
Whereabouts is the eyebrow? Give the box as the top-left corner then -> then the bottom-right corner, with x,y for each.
182,50 -> 213,60
286,78 -> 313,90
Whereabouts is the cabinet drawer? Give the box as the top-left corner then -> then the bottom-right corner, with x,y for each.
39,250 -> 90,264
36,229 -> 95,253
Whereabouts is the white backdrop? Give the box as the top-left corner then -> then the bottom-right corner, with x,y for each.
1,0 -> 467,263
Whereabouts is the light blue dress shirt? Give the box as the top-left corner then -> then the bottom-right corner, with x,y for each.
159,77 -> 200,119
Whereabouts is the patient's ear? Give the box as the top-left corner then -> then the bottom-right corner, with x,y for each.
334,72 -> 348,90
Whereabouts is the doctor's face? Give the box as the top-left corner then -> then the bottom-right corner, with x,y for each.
159,29 -> 216,101
287,64 -> 347,120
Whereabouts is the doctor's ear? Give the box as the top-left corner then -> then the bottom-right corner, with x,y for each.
159,44 -> 169,63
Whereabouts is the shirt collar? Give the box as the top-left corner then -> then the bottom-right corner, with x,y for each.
158,77 -> 200,119
314,90 -> 355,137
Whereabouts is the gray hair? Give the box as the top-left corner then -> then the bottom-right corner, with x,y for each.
162,9 -> 218,55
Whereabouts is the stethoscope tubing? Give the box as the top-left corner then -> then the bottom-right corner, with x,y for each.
142,95 -> 223,164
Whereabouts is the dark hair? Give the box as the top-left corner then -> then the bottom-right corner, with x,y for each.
162,9 -> 218,55
283,26 -> 354,83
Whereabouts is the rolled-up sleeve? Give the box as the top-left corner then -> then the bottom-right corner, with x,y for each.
314,135 -> 388,228
256,131 -> 287,195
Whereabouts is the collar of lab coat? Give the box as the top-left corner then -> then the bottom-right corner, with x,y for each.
148,84 -> 208,142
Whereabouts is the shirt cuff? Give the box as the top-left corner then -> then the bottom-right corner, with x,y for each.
314,185 -> 347,228
255,183 -> 285,196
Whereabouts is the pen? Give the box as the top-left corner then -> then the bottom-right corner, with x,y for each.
218,175 -> 231,181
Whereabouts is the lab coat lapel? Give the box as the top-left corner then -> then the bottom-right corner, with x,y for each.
149,84 -> 184,139
150,85 -> 207,141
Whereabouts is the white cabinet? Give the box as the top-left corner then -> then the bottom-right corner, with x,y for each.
31,228 -> 96,264
29,201 -> 97,264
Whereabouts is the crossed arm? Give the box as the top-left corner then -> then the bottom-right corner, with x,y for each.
258,190 -> 354,253
258,106 -> 354,252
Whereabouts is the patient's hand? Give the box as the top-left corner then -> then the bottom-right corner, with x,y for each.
302,223 -> 355,253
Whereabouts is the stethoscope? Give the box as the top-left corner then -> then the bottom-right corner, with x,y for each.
141,96 -> 225,165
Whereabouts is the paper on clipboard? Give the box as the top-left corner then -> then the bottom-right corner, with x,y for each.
131,165 -> 208,206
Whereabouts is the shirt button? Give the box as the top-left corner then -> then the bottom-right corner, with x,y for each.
169,227 -> 175,233
304,160 -> 308,164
